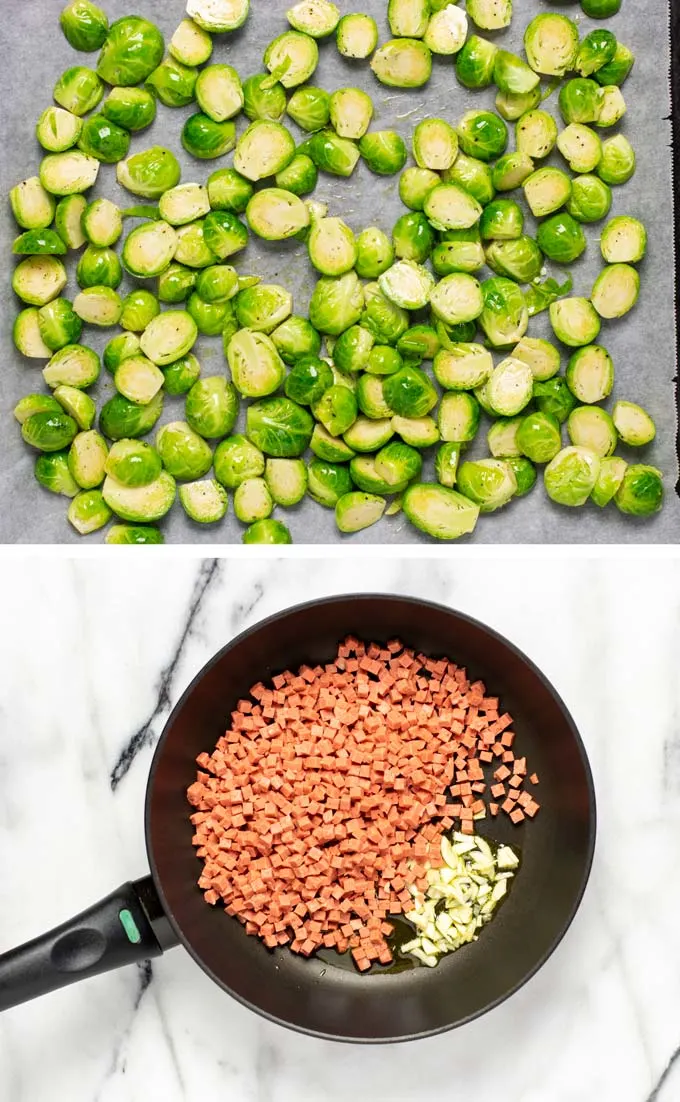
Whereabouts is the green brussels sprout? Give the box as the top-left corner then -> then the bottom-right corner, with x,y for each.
170,18 -> 213,66
523,167 -> 572,218
37,298 -> 82,352
35,450 -> 79,498
597,86 -> 627,129
61,0 -> 108,52
355,227 -> 394,279
559,79 -> 604,125
157,264 -> 196,305
194,265 -> 239,305
103,87 -> 157,132
399,167 -> 440,212
234,283 -> 291,333
566,175 -> 612,224
22,410 -> 78,452
591,264 -> 639,320
36,107 -> 83,154
40,152 -> 100,197
391,212 -> 435,264
434,442 -> 461,487
457,458 -> 516,512
12,256 -> 67,308
306,130 -> 359,178
455,35 -> 497,90
102,470 -> 176,523
516,411 -> 562,464
433,344 -> 492,391
388,0 -> 429,37
155,421 -> 213,480
348,455 -> 395,494
245,188 -> 309,242
329,87 -> 373,141
374,441 -> 422,488
612,401 -> 656,448
589,455 -> 627,508
366,346 -> 403,376
479,199 -> 523,242
402,482 -> 479,540
117,147 -> 181,199
486,355 -> 534,417
182,114 -> 236,160
357,131 -> 407,177
43,343 -> 99,390
491,152 -> 534,192
198,211 -> 246,260
567,406 -> 617,457
226,329 -> 285,398
361,283 -> 409,346
504,456 -> 536,496
173,222 -> 218,269
336,13 -> 378,58
306,217 -> 356,275
397,325 -> 440,364
73,286 -> 123,327
485,237 -> 542,284
376,260 -> 432,311
186,0 -> 249,32
185,377 -> 239,439
549,298 -> 601,348
344,417 -> 394,452
335,492 -> 386,533
10,178 -> 56,231
544,446 -> 600,507
331,326 -> 373,374
595,43 -> 634,87
288,0 -> 340,36
412,119 -> 458,172
275,154 -> 318,196
74,246 -> 121,291
246,397 -> 314,457
565,345 -> 614,405
178,480 -> 229,524
54,66 -> 104,116
14,309 -> 57,359
242,519 -> 292,543
268,317 -> 320,366
104,439 -> 162,487
466,0 -> 511,29
523,14 -> 578,77
313,384 -> 358,436
309,272 -> 364,335
81,199 -> 122,249
67,488 -> 112,534
114,355 -> 164,405
187,292 -> 233,336
457,110 -> 507,162
615,465 -> 663,518
234,120 -> 296,181
97,16 -> 165,86
307,459 -> 353,506
264,457 -> 307,505
214,435 -> 265,488
429,273 -> 483,326
264,30 -> 319,89
516,110 -> 557,160
556,124 -> 602,175
118,292 -> 159,335
284,356 -> 333,405
121,221 -> 177,280
103,333 -> 140,375
533,377 -> 576,424
68,429 -> 109,488
205,172 -> 251,218
355,376 -> 393,421
600,216 -> 646,265
597,135 -> 635,186
424,184 -> 483,233
478,277 -> 528,349
286,86 -> 330,133
13,394 -> 63,425
381,366 -> 436,419
139,310 -> 198,366
145,58 -> 198,108
495,86 -> 541,123
424,4 -> 468,55
157,184 -> 210,228
575,30 -> 617,78
240,74 -> 285,124
55,198 -> 89,254
513,337 -> 560,382
194,64 -> 243,122
162,353 -> 202,396
106,524 -> 164,543
12,230 -> 67,258
371,39 -> 432,88
487,417 -> 522,458
442,154 -> 495,206
493,50 -> 540,96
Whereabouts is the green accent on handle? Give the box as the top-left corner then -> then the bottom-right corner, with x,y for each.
119,909 -> 141,944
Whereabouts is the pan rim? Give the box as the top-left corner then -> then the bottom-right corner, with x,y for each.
144,592 -> 597,1044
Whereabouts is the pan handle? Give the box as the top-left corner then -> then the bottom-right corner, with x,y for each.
0,876 -> 178,1011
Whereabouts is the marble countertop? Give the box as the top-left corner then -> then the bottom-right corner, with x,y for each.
1,553 -> 679,1102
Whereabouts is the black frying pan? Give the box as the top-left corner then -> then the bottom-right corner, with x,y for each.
0,595 -> 596,1041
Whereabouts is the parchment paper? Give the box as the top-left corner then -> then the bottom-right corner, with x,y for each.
0,0 -> 677,543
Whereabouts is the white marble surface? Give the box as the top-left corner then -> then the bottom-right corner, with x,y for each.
1,554 -> 680,1102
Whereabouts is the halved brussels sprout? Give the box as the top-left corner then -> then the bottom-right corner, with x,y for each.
234,120 -> 296,181
171,224 -> 215,271
122,221 -> 177,279
68,489 -> 112,534
383,366 -> 437,418
493,50 -> 540,96
227,329 -> 285,397
523,167 -> 572,218
597,135 -> 635,186
35,450 -> 79,498
485,236 -> 542,284
307,459 -> 353,506
155,421 -> 213,480
600,216 -> 646,265
397,325 -> 440,364
479,277 -> 528,348
507,456 -> 537,496
612,401 -> 656,447
559,79 -> 603,126
429,273 -> 483,327
271,316 -> 321,365
424,184 -> 482,231
359,131 -> 407,176
287,0 -> 340,37
516,110 -> 557,160
10,178 -> 56,231
575,29 -> 617,78
67,433 -> 108,489
388,0 -> 429,37
361,283 -> 409,345
402,482 -> 479,540
516,411 -> 562,464
246,397 -> 314,456
443,153 -> 495,205
480,198 -> 523,242
286,85 -> 330,132
379,260 -> 434,311
566,175 -> 612,224
434,442 -> 461,487
235,283 -> 291,332
487,417 -> 522,458
595,42 -> 634,87
313,385 -> 358,436
182,114 -> 236,160
310,424 -> 355,462
309,271 -> 364,335
54,196 -> 87,251
433,344 -> 493,391
13,394 -> 63,425
343,417 -> 394,452
336,13 -> 378,58
22,410 -> 78,452
115,355 -> 165,405
486,356 -> 534,416
308,130 -> 360,178
179,480 -> 229,524
247,188 -> 310,241
79,113 -> 131,164
455,35 -> 497,90
158,185 -> 209,229
214,434 -> 265,488
591,264 -> 639,320
241,74 -> 286,123
265,457 -> 307,505
82,199 -> 123,248
306,216 -> 356,275
495,86 -> 540,122
117,147 -> 181,199
424,5 -> 467,54
370,38 -> 432,88
102,471 -> 176,523
73,286 -> 123,327
412,119 -> 458,171
195,264 -> 239,304
615,465 -> 663,517
12,230 -> 66,258
264,30 -> 319,88
330,87 -> 373,140
120,290 -> 160,333
399,167 -> 441,212
195,64 -> 243,122
544,446 -> 600,507
13,256 -> 67,306
565,345 -> 613,405
457,110 -> 507,162
105,439 -> 162,487
355,227 -> 394,279
284,356 -> 333,405
457,459 -> 516,512
38,300 -> 83,352
242,519 -> 292,543
139,310 -> 197,366
348,455 -> 395,494
97,16 -> 165,86
533,377 -> 576,424
513,337 -> 560,382
275,154 -> 318,196
549,298 -> 601,348
366,346 -> 403,376
99,392 -> 164,440
567,406 -> 617,457
355,376 -> 392,421
170,19 -> 213,66
233,477 -> 273,523
54,66 -> 104,116
597,87 -> 627,129
185,377 -> 239,438
492,152 -> 534,192
162,353 -> 202,396
374,440 -> 422,488
201,211 -> 248,259
207,168 -> 253,214
36,107 -> 83,154
106,524 -> 164,544
466,0 -> 511,30
14,309 -> 55,359
104,335 -> 141,377
335,492 -> 385,533
186,0 -> 249,32
40,152 -> 100,196
523,13 -> 578,77
102,87 -> 157,132
557,124 -> 602,175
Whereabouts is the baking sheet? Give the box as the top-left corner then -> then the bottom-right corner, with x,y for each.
0,0 -> 677,544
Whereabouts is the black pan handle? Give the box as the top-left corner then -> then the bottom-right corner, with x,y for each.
0,876 -> 178,1011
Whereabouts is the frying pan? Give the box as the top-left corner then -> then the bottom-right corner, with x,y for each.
0,595 -> 596,1041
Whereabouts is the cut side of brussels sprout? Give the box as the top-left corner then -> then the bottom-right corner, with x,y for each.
512,338 -> 560,382
591,264 -> 640,319
103,471 -> 176,523
612,401 -> 656,447
115,355 -> 165,405
104,439 -> 162,487
14,309 -> 53,359
402,483 -> 479,540
336,491 -> 385,533
434,344 -> 493,391
342,417 -> 393,453
82,198 -> 123,247
186,0 -> 249,32
43,343 -> 100,389
550,298 -> 601,348
516,110 -> 557,161
287,0 -> 339,37
264,458 -> 307,505
523,14 -> 579,77
557,124 -> 602,175
429,274 -> 483,326
195,64 -> 243,122
379,260 -> 434,311
40,152 -> 100,196
234,120 -> 296,181
544,446 -> 600,507
565,345 -> 613,405
117,147 -> 181,199
68,489 -> 112,534
233,477 -> 273,523
486,356 -> 533,417
140,310 -> 198,365
457,458 -> 517,512
170,19 -> 214,66
336,13 -> 378,58
567,406 -> 617,457
466,0 -> 511,31
10,178 -> 56,231
424,184 -> 482,232
247,188 -> 310,241
413,119 -> 458,171
13,256 -> 67,307
437,392 -> 481,444
37,107 -> 83,153
487,417 -> 522,458
122,220 -> 178,278
370,39 -> 432,88
330,87 -> 373,140
227,329 -> 285,397
159,184 -> 211,227
73,286 -> 123,327
54,66 -> 104,116
523,167 -> 572,218
264,31 -> 319,89
424,5 -> 467,55
179,479 -> 229,523
600,216 -> 646,265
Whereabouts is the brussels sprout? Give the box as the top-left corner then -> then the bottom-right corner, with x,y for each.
37,299 -> 83,353
358,131 -> 408,177
285,87 -> 330,136
304,132 -> 359,181
242,518 -> 292,543
55,201 -> 88,257
74,248 -> 121,293
429,273 -> 483,327
177,479 -> 228,524
348,455 -> 395,494
157,265 -> 196,307
402,482 -> 479,540
487,417 -> 522,458
486,237 -> 543,284
308,427 -> 352,467
495,86 -> 541,123
549,298 -> 601,349
366,346 -> 402,376
493,50 -> 540,96
398,168 -> 440,213
61,0 -> 108,51
567,406 -> 616,457
335,492 -> 385,533
307,459 -> 353,506
424,185 -> 483,235
118,293 -> 159,337
534,214 -> 584,267
10,178 -> 56,232
36,107 -> 83,155
264,30 -> 319,88
480,199 -> 524,243
331,327 -> 372,374
243,188 -> 309,243
170,18 -> 213,66
523,14 -> 578,77
456,36 -> 499,93
595,43 -> 634,87
374,441 -> 422,488
113,355 -> 164,406
597,135 -> 636,187
99,391 -> 164,440
233,284 -> 291,334
40,152 -> 100,197
336,13 -> 378,58
308,271 -> 364,336
239,76 -> 285,125
377,260 -> 433,311
566,175 -> 612,225
182,114 -> 236,160
457,110 -> 507,162
80,201 -> 122,252
433,344 -> 493,391
424,5 -> 467,54
117,147 -> 181,200
612,401 -> 656,448
158,354 -> 199,398
12,230 -> 67,258
154,421 -> 212,481
329,87 -> 373,141
171,223 -> 216,270
559,80 -> 604,126
224,329 -> 283,397
54,66 -> 104,116
157,185 -> 210,229
106,524 -> 165,544
533,377 -> 576,425
304,216 -> 356,275
213,435 -> 263,489
362,283 -> 410,346
13,394 -> 63,425
544,446 -> 600,507
246,397 -> 313,457
137,310 -> 197,367
512,338 -> 560,385
262,458 -> 306,507
466,0 -> 511,30
523,167 -> 572,219
233,120 -> 296,181
478,277 -> 528,349
187,0 -> 249,32
79,114 -> 131,164
575,30 -> 617,79
35,450 -> 80,498
13,310 -> 54,359
22,410 -> 78,452
67,489 -> 112,534
379,367 -> 435,420
412,119 -> 458,172
354,228 -> 394,280
275,154 -> 318,196
120,221 -> 177,280
205,173 -> 252,220
502,456 -> 534,496
442,154 -> 495,207
457,459 -> 516,512
105,439 -> 162,488
516,411 -> 561,465
102,87 -> 157,132
73,286 -> 123,327
193,64 -> 243,123
487,356 -> 534,417
589,455 -> 627,508
12,257 -> 66,309
355,375 -> 393,421
491,152 -> 534,193
287,0 -> 340,36
371,39 -> 432,88
556,125 -> 602,177
283,357 -> 333,407
564,345 -> 613,405
597,86 -> 627,130
591,264 -> 639,320
183,377 -> 238,440
103,333 -> 141,374
599,217 -> 646,268
186,292 -> 232,336
516,111 -> 557,161
267,318 -> 319,368
343,417 -> 394,452
192,265 -> 238,306
615,465 -> 663,517
97,16 -> 165,86
434,442 -> 461,487
388,0 -> 429,37
313,385 -> 358,436
397,325 -> 440,364
102,470 -> 176,523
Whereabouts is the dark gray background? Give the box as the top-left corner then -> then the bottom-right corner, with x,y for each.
0,0 -> 677,544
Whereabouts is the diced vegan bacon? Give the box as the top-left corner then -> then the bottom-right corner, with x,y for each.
188,637 -> 540,967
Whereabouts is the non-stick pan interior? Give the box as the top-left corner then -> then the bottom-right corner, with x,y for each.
146,596 -> 595,1042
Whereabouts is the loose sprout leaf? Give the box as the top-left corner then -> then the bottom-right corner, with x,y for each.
524,275 -> 573,317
